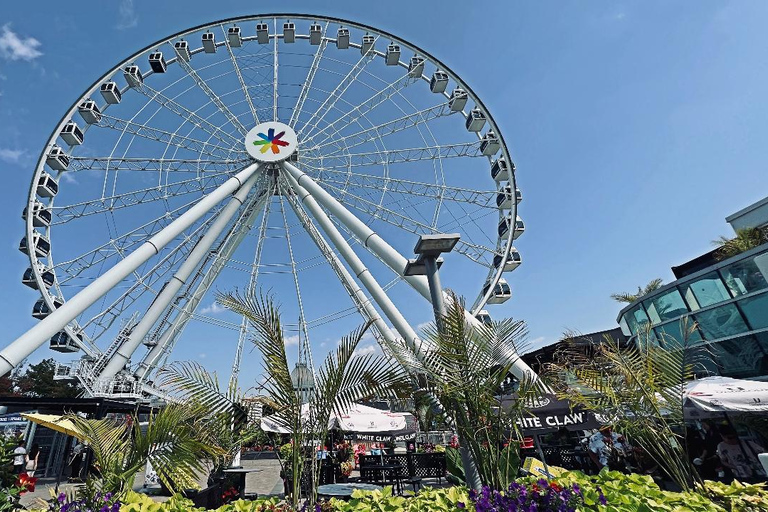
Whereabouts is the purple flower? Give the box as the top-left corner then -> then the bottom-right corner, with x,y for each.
457,502 -> 465,509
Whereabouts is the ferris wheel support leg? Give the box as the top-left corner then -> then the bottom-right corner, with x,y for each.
280,161 -> 539,383
282,173 -> 401,352
135,189 -> 270,382
0,163 -> 261,378
96,168 -> 262,382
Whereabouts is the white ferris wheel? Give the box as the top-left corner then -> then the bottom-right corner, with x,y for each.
5,14 -> 531,399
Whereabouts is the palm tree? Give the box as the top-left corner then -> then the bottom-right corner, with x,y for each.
546,323 -> 709,492
217,290 -> 408,508
713,227 -> 768,261
610,278 -> 664,304
398,292 -> 539,490
158,361 -> 263,480
69,403 -> 221,495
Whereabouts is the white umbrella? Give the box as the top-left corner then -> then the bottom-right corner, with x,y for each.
681,376 -> 768,416
261,403 -> 407,434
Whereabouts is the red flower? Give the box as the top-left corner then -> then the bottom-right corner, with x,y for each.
15,473 -> 37,493
550,482 -> 562,492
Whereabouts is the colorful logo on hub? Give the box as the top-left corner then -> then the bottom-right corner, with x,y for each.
245,122 -> 298,163
253,128 -> 289,154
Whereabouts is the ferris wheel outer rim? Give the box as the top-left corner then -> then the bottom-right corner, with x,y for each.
24,12 -> 519,348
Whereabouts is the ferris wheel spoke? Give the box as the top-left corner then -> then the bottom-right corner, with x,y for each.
307,101 -> 456,153
301,164 -> 497,209
51,172 -> 230,224
303,140 -> 483,169
319,180 -> 495,266
276,180 -> 314,372
95,114 -> 238,160
68,156 -> 251,173
219,26 -> 259,125
289,24 -> 329,128
297,35 -> 381,140
302,72 -> 418,148
136,184 -> 271,381
132,81 -> 243,149
168,42 -> 249,136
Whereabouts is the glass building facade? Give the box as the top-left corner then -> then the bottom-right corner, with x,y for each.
617,243 -> 768,379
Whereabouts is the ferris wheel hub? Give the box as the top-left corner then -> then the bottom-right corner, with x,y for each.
244,122 -> 298,163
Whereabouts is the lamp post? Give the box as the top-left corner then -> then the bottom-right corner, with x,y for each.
404,233 -> 483,490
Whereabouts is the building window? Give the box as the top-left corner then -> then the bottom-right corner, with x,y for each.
738,291 -> 768,330
720,253 -> 768,297
681,272 -> 730,310
694,304 -> 749,340
709,334 -> 768,379
624,305 -> 651,334
654,319 -> 702,349
643,289 -> 688,324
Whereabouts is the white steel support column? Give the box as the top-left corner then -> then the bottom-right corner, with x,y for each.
97,168 -> 262,381
282,174 -> 400,352
135,187 -> 270,381
0,163 -> 261,377
282,168 -> 424,355
281,161 -> 539,382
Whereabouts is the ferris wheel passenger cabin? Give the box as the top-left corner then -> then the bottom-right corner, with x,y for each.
475,310 -> 493,326
100,82 -> 121,104
22,200 -> 52,227
430,70 -> 449,93
481,131 -> 500,156
498,215 -> 525,239
336,27 -> 350,49
19,233 -> 51,258
45,145 -> 69,171
174,40 -> 190,61
123,65 -> 143,87
60,122 -> 84,146
227,26 -> 242,47
256,23 -> 269,44
361,34 -> 375,55
202,32 -> 216,53
386,44 -> 400,65
148,51 -> 166,73
449,88 -> 467,112
78,100 -> 101,124
408,56 -> 424,77
36,172 -> 59,198
483,278 -> 512,304
496,185 -> 514,209
50,330 -> 82,353
493,247 -> 522,272
32,296 -> 63,320
22,266 -> 55,290
310,23 -> 323,45
491,157 -> 509,182
283,22 -> 296,43
466,108 -> 487,132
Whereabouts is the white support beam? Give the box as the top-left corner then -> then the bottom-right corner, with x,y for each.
0,163 -> 261,377
97,168 -> 262,381
282,168 -> 424,356
280,161 -> 539,383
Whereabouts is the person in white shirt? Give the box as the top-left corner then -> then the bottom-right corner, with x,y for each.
12,440 -> 27,475
588,425 -> 628,470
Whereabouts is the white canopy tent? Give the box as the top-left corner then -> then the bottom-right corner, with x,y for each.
680,376 -> 768,417
261,403 -> 409,434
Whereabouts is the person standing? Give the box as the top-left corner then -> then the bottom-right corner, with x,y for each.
717,426 -> 765,483
25,443 -> 40,477
68,441 -> 85,481
12,440 -> 27,475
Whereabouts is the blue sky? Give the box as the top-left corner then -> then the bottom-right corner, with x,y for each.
1,1 -> 767,389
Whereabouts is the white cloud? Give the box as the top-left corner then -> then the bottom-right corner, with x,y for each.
0,25 -> 42,61
0,148 -> 25,164
199,302 -> 227,315
198,352 -> 207,360
116,0 -> 139,30
61,172 -> 78,184
284,334 -> 300,347
353,344 -> 379,358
